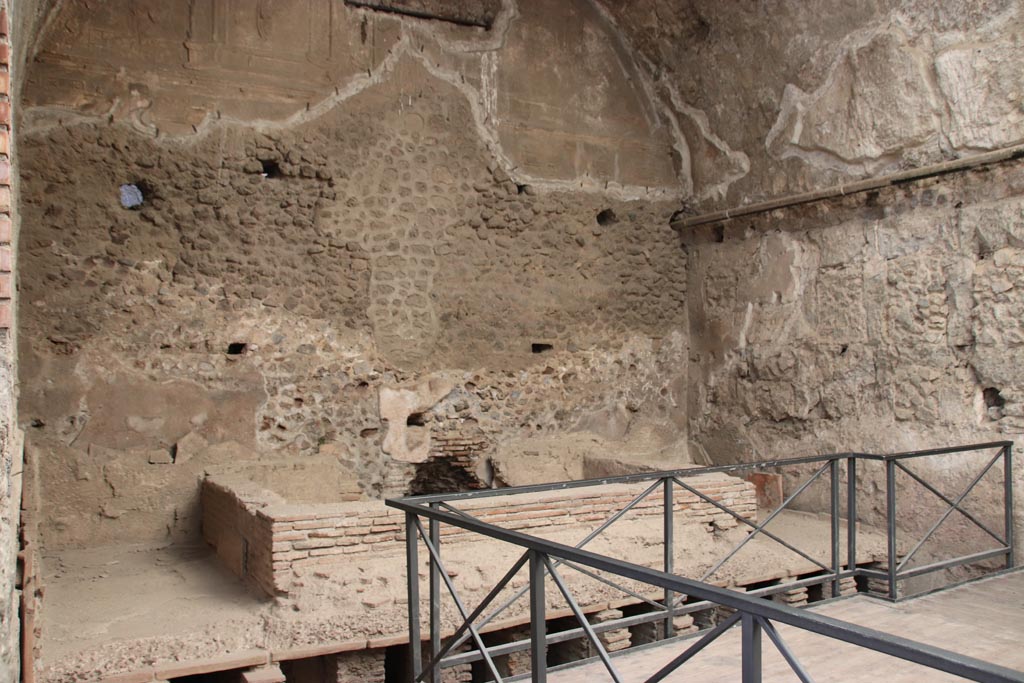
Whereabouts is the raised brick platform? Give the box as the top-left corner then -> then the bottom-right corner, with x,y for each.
203,472 -> 756,596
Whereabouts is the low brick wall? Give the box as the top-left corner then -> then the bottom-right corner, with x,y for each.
202,478 -> 279,597
203,473 -> 756,596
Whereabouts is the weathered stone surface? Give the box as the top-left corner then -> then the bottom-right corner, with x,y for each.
768,30 -> 941,174
379,376 -> 455,463
22,0 -> 683,199
602,0 -> 1024,206
10,2 -> 1024,682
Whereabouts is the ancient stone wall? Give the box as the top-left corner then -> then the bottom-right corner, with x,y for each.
682,160 -> 1024,554
601,0 -> 1024,206
16,7 -> 690,552
0,2 -> 21,681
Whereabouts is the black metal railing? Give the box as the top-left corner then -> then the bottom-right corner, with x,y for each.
387,441 -> 1017,683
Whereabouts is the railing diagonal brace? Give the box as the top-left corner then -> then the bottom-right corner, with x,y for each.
416,551 -> 530,682
896,451 -> 1003,573
643,611 -> 743,683
412,518 -> 505,683
443,478 -> 664,653
437,501 -> 478,521
758,616 -> 816,683
543,556 -> 625,683
562,561 -> 669,612
672,476 -> 830,572
894,460 -> 1006,546
701,462 -> 831,582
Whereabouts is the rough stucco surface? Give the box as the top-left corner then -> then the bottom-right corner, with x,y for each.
600,0 -> 1024,206
22,0 -> 683,200
18,53 -> 690,551
9,0 -> 1024,680
683,163 -> 1024,562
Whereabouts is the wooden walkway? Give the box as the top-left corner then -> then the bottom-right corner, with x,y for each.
549,570 -> 1024,682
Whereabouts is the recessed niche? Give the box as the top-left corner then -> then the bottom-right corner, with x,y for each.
406,412 -> 427,427
259,159 -> 283,179
596,208 -> 618,226
226,342 -> 249,355
531,343 -> 554,354
983,387 -> 1005,409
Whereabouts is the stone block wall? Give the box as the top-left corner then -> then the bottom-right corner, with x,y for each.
683,159 -> 1024,557
17,52 -> 691,552
202,473 -> 756,596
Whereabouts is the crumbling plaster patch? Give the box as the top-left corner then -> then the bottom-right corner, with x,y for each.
767,5 -> 1024,176
379,375 -> 455,463
23,0 -> 688,202
766,28 -> 946,175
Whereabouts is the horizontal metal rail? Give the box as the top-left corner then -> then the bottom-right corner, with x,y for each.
439,571 -> 857,669
392,441 -> 1017,682
399,442 -> 1012,506
392,501 -> 1023,682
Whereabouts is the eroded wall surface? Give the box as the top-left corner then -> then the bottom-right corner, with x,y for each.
601,0 -> 1024,206
23,0 -> 682,199
587,0 -> 1024,561
683,163 -> 1024,557
17,5 -> 690,552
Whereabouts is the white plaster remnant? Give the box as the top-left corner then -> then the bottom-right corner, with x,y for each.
766,29 -> 943,176
379,376 -> 455,463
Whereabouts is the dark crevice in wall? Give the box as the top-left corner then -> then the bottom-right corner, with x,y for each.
596,208 -> 618,226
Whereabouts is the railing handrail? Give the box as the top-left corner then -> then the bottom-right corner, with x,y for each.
392,441 -> 1013,506
388,495 -> 1024,683
390,441 -> 1017,682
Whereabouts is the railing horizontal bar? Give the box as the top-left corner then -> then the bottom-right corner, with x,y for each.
876,441 -> 1012,461
388,502 -> 1024,683
857,568 -> 890,580
393,453 -> 859,505
896,547 -> 1011,581
391,442 -> 1010,507
441,609 -> 680,667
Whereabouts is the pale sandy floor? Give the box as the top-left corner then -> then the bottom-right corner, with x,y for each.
550,570 -> 1024,682
40,509 -> 892,680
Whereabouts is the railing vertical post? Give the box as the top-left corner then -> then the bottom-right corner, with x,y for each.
830,458 -> 841,597
529,550 -> 547,683
741,613 -> 762,683
663,476 -> 675,638
406,512 -> 422,681
428,504 -> 441,683
1004,444 -> 1015,568
847,456 -> 857,575
886,458 -> 898,600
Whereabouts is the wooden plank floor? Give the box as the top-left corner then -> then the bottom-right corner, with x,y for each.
548,570 -> 1024,682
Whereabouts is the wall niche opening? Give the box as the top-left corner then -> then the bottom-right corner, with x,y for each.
406,412 -> 427,427
531,343 -> 554,354
983,387 -> 1006,409
226,342 -> 249,355
596,208 -> 618,226
259,159 -> 283,179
